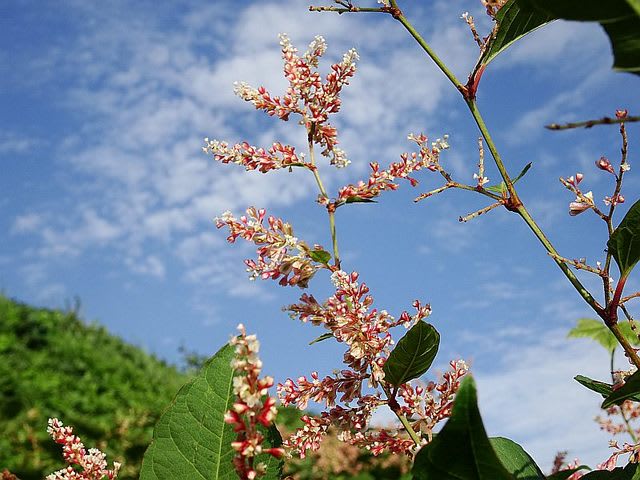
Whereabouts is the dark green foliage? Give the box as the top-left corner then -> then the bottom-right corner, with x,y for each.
383,321 -> 439,386
0,295 -> 187,479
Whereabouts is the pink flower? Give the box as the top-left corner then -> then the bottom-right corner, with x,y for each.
216,207 -> 329,288
203,139 -> 304,173
226,325 -> 285,480
569,191 -> 594,216
46,419 -> 120,480
596,157 -> 615,174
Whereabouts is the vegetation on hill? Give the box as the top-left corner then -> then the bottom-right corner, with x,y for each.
0,295 -> 186,479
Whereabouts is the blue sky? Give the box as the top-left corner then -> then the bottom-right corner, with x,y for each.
2,0 -> 640,469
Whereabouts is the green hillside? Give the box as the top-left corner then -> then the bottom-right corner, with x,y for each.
0,295 -> 187,479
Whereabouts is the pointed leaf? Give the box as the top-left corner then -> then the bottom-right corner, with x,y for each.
608,199 -> 640,278
526,0 -> 640,75
345,196 -> 377,204
575,375 -> 614,398
481,0 -> 554,66
485,163 -> 532,194
412,376 -> 514,480
383,321 -> 439,386
309,332 -> 334,345
309,249 -> 331,264
602,369 -> 640,408
140,343 -> 283,480
490,437 -> 545,479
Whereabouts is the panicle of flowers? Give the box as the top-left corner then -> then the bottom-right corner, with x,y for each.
334,133 -> 449,206
225,324 -> 285,480
203,139 -> 304,173
278,270 -> 448,458
397,359 -> 469,438
230,34 -> 358,168
45,418 -> 121,480
216,207 -> 329,288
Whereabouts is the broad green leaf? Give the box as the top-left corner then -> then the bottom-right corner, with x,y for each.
490,437 -> 545,479
608,199 -> 640,277
547,467 -> 591,479
568,318 -> 640,351
602,369 -> 640,408
481,0 -> 554,66
412,376 -> 514,480
309,249 -> 331,264
383,321 -> 439,386
140,343 -> 283,480
581,463 -> 640,479
309,332 -> 334,345
527,0 -> 640,74
483,0 -> 640,74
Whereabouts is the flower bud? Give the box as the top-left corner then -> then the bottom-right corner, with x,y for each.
596,157 -> 615,174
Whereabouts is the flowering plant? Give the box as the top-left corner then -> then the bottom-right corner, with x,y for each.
32,0 -> 640,479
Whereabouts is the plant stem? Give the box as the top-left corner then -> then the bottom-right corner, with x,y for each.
546,114 -> 640,130
397,411 -> 422,446
307,125 -> 341,269
389,7 -> 640,368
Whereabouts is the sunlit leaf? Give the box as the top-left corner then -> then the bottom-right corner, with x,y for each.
140,343 -> 283,480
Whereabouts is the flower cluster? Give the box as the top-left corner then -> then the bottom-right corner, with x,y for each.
398,359 -> 469,439
45,418 -> 121,480
216,207 -> 329,288
225,325 -> 285,480
217,34 -> 357,169
560,173 -> 596,217
203,139 -> 304,173
276,270 -> 462,458
330,133 -> 450,206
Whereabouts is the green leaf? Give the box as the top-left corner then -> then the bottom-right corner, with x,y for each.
309,249 -> 331,264
568,318 -> 618,351
574,375 -> 614,397
383,321 -> 439,386
481,0 -> 555,66
576,374 -> 640,403
345,196 -> 377,204
608,199 -> 640,278
309,332 -> 334,345
489,437 -> 545,479
485,163 -> 532,194
526,0 -> 640,74
568,318 -> 640,351
602,369 -> 640,408
547,467 -> 591,479
140,343 -> 283,480
412,376 -> 514,480
581,463 -> 640,479
482,0 -> 640,75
